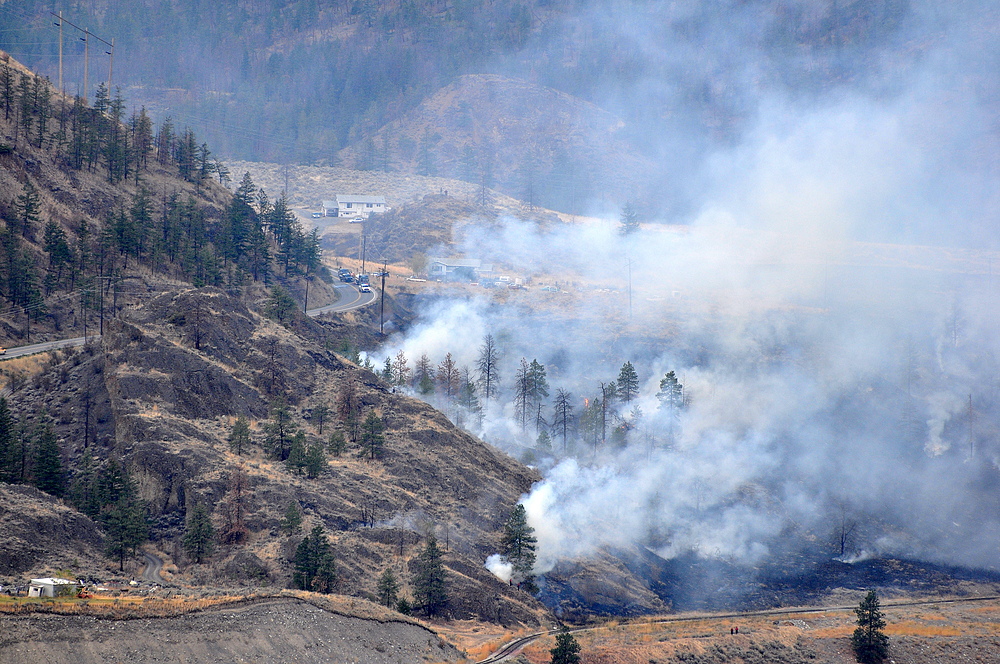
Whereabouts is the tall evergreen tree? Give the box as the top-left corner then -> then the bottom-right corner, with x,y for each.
229,416 -> 251,456
413,534 -> 447,616
501,504 -> 537,586
437,353 -> 459,399
0,398 -> 12,482
852,590 -> 890,664
359,411 -> 386,460
527,359 -> 549,432
264,399 -> 297,461
293,525 -> 338,593
31,423 -> 64,497
513,358 -> 531,433
619,201 -> 639,235
101,472 -> 149,571
182,503 -> 216,564
552,389 -> 574,451
14,180 -> 40,238
376,568 -> 400,608
617,361 -> 639,403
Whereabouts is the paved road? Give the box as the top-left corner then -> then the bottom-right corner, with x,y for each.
306,283 -> 377,316
141,552 -> 164,583
0,284 -> 375,360
1,334 -> 98,359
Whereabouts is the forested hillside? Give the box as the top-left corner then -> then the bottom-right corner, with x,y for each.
0,51 -> 329,345
0,0 -> 923,214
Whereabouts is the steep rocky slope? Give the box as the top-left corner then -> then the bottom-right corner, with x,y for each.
0,483 -> 103,576
6,287 -> 545,625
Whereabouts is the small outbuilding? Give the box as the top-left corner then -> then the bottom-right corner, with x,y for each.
28,577 -> 78,598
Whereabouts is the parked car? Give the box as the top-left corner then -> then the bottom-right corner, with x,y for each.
311,212 -> 323,218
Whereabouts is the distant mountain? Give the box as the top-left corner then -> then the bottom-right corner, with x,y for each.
0,0 -> 931,215
338,74 -> 659,213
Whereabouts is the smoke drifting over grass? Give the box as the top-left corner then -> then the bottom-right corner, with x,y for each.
376,0 -> 1000,580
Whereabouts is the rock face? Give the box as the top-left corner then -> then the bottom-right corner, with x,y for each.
0,597 -> 463,664
0,483 -> 104,576
8,288 -> 546,625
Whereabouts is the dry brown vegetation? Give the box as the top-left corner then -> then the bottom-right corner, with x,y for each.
4,287 -> 549,627
498,596 -> 1000,664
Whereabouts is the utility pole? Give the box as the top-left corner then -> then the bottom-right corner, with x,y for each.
82,27 -> 89,102
106,37 -> 114,94
361,234 -> 367,275
54,12 -> 63,95
379,261 -> 388,334
50,15 -> 113,103
303,275 -> 310,313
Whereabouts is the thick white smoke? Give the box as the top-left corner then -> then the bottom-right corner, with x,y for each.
372,0 -> 1000,578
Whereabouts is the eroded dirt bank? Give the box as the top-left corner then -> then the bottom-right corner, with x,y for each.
0,597 -> 462,664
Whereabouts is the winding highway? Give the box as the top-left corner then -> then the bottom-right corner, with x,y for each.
0,283 -> 376,361
306,283 -> 377,316
141,552 -> 165,583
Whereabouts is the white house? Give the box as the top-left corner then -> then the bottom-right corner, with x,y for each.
323,195 -> 387,218
28,578 -> 78,598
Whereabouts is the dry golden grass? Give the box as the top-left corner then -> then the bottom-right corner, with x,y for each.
886,621 -> 962,637
0,351 -> 53,390
0,589 -> 427,625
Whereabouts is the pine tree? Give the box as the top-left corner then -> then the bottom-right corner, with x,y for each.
281,502 -> 303,534
327,430 -> 347,457
552,389 -> 574,451
501,504 -> 537,586
264,400 -> 297,461
182,503 -> 216,563
536,430 -> 552,453
304,439 -> 327,478
101,472 -> 149,572
293,525 -> 337,593
311,404 -> 331,435
414,353 -> 435,394
229,416 -> 251,456
265,284 -> 297,323
619,202 -> 639,235
392,350 -> 411,386
550,627 -> 581,664
376,568 -> 400,607
15,180 -> 41,238
616,361 -> 639,403
32,423 -> 64,497
657,371 -> 684,443
0,398 -> 14,482
413,535 -> 447,616
285,431 -> 308,474
852,590 -> 890,664
359,411 -> 386,460
437,353 -> 459,399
